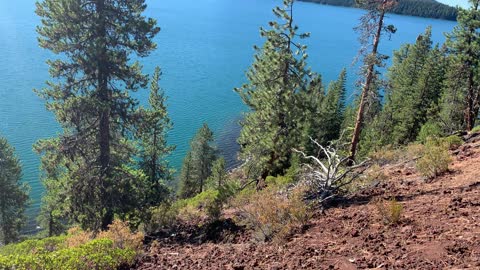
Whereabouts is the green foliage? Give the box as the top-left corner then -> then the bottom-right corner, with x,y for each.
416,138 -> 452,179
368,27 -> 446,151
146,202 -> 180,232
439,1 -> 480,132
472,126 -> 480,133
0,220 -> 142,270
303,69 -> 348,150
136,67 -> 175,207
235,0 -> 315,179
0,239 -> 136,270
444,135 -> 464,150
206,157 -> 227,190
300,0 -> 458,20
0,137 -> 29,245
417,121 -> 443,144
35,0 -> 161,231
178,123 -> 217,199
264,161 -> 299,188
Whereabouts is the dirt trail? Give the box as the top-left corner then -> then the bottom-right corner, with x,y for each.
135,143 -> 480,270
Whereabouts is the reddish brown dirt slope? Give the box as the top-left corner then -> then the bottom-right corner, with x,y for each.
135,144 -> 480,270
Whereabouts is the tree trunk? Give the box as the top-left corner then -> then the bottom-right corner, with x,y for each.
96,0 -> 112,231
349,8 -> 386,162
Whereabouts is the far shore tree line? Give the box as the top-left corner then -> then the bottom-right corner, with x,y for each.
1,0 -> 480,245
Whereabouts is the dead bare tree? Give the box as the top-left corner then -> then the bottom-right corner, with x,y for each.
294,137 -> 369,207
349,0 -> 397,162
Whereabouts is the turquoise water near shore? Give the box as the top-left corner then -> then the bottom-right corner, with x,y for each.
0,0 -> 455,232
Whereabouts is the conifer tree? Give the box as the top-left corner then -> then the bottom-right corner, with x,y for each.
0,137 -> 29,244
440,0 -> 480,131
319,69 -> 347,145
178,124 -> 216,198
236,0 -> 313,180
206,157 -> 227,189
35,0 -> 160,231
136,67 -> 175,206
349,0 -> 397,162
178,153 -> 196,199
374,27 -> 446,146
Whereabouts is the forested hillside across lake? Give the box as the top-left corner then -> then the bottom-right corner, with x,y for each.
301,0 -> 458,20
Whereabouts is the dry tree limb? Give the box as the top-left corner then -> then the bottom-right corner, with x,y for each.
293,137 -> 369,206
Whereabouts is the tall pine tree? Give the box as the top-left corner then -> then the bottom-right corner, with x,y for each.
235,0 -> 313,181
373,27 -> 446,146
136,67 -> 175,206
178,123 -> 217,198
35,0 -> 160,231
440,0 -> 480,132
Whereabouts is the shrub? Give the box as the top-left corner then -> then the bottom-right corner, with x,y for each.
406,143 -> 425,159
346,164 -> 387,193
368,145 -> 402,165
97,220 -> 144,251
146,202 -> 180,232
206,180 -> 239,220
417,121 -> 442,144
471,125 -> 480,133
0,238 -> 136,270
232,187 -> 309,242
176,189 -> 219,223
375,198 -> 403,225
416,138 -> 452,179
0,220 -> 142,270
443,135 -> 463,150
65,227 -> 93,248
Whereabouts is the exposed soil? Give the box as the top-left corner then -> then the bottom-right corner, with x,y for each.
134,140 -> 480,270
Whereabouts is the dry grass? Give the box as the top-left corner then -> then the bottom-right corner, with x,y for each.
232,186 -> 310,242
375,198 -> 403,225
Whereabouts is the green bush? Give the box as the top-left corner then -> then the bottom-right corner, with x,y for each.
416,138 -> 452,179
443,135 -> 463,150
471,126 -> 480,133
0,239 -> 136,270
417,121 -> 443,144
0,221 -> 141,270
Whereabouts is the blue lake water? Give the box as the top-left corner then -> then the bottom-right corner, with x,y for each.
0,0 -> 456,232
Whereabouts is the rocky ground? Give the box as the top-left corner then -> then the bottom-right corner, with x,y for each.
134,138 -> 480,270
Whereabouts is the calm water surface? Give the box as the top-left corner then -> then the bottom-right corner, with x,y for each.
0,0 -> 456,231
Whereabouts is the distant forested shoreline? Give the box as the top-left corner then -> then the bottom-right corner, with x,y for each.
300,0 -> 458,21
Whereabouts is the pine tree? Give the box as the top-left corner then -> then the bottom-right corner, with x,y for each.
440,0 -> 480,131
206,157 -> 227,189
178,123 -> 216,198
136,67 -> 175,206
35,0 -> 160,231
0,137 -> 29,244
177,152 -> 196,199
319,69 -> 347,145
373,27 -> 446,146
349,0 -> 397,162
235,0 -> 313,181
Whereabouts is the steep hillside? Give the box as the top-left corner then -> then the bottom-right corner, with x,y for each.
300,0 -> 458,21
135,134 -> 480,269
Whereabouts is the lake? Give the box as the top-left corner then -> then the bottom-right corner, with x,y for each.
0,0 -> 456,232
